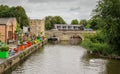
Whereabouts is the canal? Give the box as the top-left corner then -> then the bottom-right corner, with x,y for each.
11,44 -> 120,74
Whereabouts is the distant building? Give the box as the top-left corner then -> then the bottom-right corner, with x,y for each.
23,26 -> 29,33
0,18 -> 17,43
30,19 -> 45,36
55,24 -> 84,31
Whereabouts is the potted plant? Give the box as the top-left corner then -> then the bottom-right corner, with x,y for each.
26,38 -> 32,47
23,42 -> 27,49
17,40 -> 22,50
19,40 -> 25,51
0,41 -> 9,58
17,36 -> 25,51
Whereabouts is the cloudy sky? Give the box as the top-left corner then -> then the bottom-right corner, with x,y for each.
0,0 -> 98,23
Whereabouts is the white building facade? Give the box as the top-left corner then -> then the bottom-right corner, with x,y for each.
55,24 -> 84,31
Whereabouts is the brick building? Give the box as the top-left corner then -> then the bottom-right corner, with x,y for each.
30,19 -> 45,36
0,18 -> 17,43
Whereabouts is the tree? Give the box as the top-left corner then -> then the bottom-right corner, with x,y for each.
88,17 -> 104,30
45,16 -> 66,30
71,19 -> 79,24
16,22 -> 20,33
52,16 -> 66,24
0,5 -> 10,17
80,19 -> 87,26
45,16 -> 53,30
0,5 -> 29,28
10,6 -> 29,28
94,0 -> 120,54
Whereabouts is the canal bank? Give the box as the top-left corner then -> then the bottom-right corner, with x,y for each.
87,51 -> 120,60
0,39 -> 47,74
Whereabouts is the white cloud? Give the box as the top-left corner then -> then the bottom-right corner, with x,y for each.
0,0 -> 98,23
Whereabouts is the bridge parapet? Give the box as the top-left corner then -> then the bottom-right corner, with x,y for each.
45,30 -> 96,41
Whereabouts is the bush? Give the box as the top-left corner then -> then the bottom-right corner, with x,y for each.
81,32 -> 113,56
0,46 -> 9,52
0,42 -> 9,52
81,39 -> 93,49
92,43 -> 112,55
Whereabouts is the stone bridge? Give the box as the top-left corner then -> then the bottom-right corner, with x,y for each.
45,30 -> 96,41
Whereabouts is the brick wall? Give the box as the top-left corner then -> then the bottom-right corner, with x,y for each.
7,19 -> 17,41
0,18 -> 17,43
0,25 -> 6,42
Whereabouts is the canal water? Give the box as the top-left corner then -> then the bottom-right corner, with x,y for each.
11,44 -> 120,74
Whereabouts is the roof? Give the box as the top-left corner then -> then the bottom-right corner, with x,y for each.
55,24 -> 83,27
0,18 -> 16,25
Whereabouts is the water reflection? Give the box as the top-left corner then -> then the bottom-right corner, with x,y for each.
104,60 -> 120,74
81,52 -> 107,74
11,44 -> 120,74
82,52 -> 120,74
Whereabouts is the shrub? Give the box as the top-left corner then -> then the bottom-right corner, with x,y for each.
81,39 -> 93,49
0,46 -> 9,52
81,32 -> 112,56
0,42 -> 9,52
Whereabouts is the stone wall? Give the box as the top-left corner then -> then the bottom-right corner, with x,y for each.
45,30 -> 96,41
30,19 -> 45,36
0,39 -> 47,74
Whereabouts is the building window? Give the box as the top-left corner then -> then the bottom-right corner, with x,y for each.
68,26 -> 71,30
57,26 -> 61,29
62,26 -> 66,30
78,27 -> 81,30
73,26 -> 78,30
73,26 -> 76,29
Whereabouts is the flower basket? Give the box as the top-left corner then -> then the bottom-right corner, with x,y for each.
14,48 -> 18,53
18,45 -> 22,50
27,42 -> 32,47
0,46 -> 9,58
24,44 -> 28,49
0,51 -> 9,58
21,45 -> 25,50
26,42 -> 29,47
34,40 -> 37,44
18,45 -> 25,51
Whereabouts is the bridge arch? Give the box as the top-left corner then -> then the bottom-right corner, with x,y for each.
70,35 -> 83,44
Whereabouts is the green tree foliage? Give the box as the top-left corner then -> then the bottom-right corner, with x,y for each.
45,16 -> 53,30
45,16 -> 66,30
88,17 -> 104,30
80,19 -> 87,26
52,16 -> 66,24
71,19 -> 79,24
0,5 -> 10,17
16,22 -> 20,33
0,5 -> 29,28
94,0 -> 120,54
81,31 -> 113,55
0,33 -> 1,39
